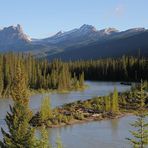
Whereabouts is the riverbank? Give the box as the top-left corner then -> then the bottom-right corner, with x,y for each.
30,84 -> 88,95
0,84 -> 88,99
46,112 -> 135,128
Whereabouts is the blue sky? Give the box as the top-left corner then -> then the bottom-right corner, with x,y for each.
0,0 -> 147,38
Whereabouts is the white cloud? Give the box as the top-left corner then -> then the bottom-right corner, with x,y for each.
102,3 -> 125,22
114,4 -> 125,17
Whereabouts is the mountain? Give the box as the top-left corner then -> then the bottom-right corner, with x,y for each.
0,24 -> 147,60
0,24 -> 32,51
42,24 -> 119,46
47,30 -> 148,60
42,25 -> 148,60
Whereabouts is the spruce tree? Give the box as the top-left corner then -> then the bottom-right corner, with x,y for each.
111,88 -> 119,113
40,96 -> 51,123
127,82 -> 148,148
127,112 -> 148,148
135,81 -> 147,109
79,72 -> 84,88
104,96 -> 111,112
0,62 -> 37,147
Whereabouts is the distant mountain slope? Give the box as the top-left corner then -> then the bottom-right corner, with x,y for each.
31,24 -> 148,59
47,30 -> 148,60
0,24 -> 147,59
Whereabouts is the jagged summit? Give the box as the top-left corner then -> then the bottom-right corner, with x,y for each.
2,24 -> 23,33
43,24 -> 147,43
0,24 -> 31,44
79,24 -> 97,32
48,24 -> 97,38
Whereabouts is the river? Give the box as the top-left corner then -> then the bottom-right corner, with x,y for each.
0,81 -> 135,148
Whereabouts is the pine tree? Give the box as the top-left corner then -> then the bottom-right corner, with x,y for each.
104,96 -> 111,112
126,112 -> 148,148
0,62 -> 37,147
73,73 -> 79,89
79,72 -> 84,88
40,96 -> 51,123
111,88 -> 119,113
135,81 -> 147,109
126,81 -> 148,148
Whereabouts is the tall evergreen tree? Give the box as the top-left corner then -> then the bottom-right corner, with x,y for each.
104,96 -> 111,112
0,62 -> 37,147
111,88 -> 119,113
127,112 -> 148,148
79,72 -> 84,88
40,97 -> 51,123
127,82 -> 148,148
135,81 -> 147,109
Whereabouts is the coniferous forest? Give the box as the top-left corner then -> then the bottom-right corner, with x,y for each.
0,53 -> 85,97
0,53 -> 147,98
69,56 -> 148,81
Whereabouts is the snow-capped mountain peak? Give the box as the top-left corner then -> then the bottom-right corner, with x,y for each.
104,28 -> 119,34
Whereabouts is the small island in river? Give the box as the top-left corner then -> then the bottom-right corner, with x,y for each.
30,83 -> 148,128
